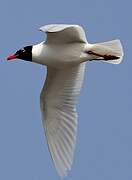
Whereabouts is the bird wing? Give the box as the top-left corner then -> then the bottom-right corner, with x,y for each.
40,63 -> 86,177
39,24 -> 87,44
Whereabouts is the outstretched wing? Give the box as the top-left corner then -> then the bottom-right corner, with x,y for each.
40,63 -> 86,177
39,24 -> 87,44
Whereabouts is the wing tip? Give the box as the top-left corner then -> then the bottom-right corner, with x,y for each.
39,24 -> 82,33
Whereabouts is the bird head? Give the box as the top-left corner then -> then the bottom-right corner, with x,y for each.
7,46 -> 32,61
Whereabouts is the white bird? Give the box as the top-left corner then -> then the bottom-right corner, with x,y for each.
7,24 -> 124,177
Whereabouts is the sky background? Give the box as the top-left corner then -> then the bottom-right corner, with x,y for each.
0,0 -> 131,179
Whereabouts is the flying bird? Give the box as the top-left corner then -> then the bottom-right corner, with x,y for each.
7,24 -> 124,177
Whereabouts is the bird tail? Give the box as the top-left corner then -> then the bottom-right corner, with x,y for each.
91,39 -> 124,64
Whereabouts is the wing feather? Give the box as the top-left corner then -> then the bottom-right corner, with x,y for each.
39,24 -> 87,44
40,63 -> 86,177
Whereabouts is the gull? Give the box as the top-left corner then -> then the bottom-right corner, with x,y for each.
7,24 -> 124,177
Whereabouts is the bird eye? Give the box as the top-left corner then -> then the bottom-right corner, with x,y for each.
21,48 -> 25,52
15,48 -> 25,55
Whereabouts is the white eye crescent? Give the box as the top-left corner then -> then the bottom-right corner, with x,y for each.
22,49 -> 26,52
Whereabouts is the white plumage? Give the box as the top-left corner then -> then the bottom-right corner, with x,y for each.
8,24 -> 123,177
32,24 -> 124,177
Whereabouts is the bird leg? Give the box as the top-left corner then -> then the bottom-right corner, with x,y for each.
87,51 -> 120,61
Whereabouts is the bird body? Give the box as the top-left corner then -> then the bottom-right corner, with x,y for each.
32,42 -> 87,67
7,24 -> 124,177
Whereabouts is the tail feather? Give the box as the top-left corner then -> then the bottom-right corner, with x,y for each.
92,39 -> 124,64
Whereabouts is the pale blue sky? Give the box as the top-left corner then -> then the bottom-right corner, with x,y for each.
0,0 -> 131,179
